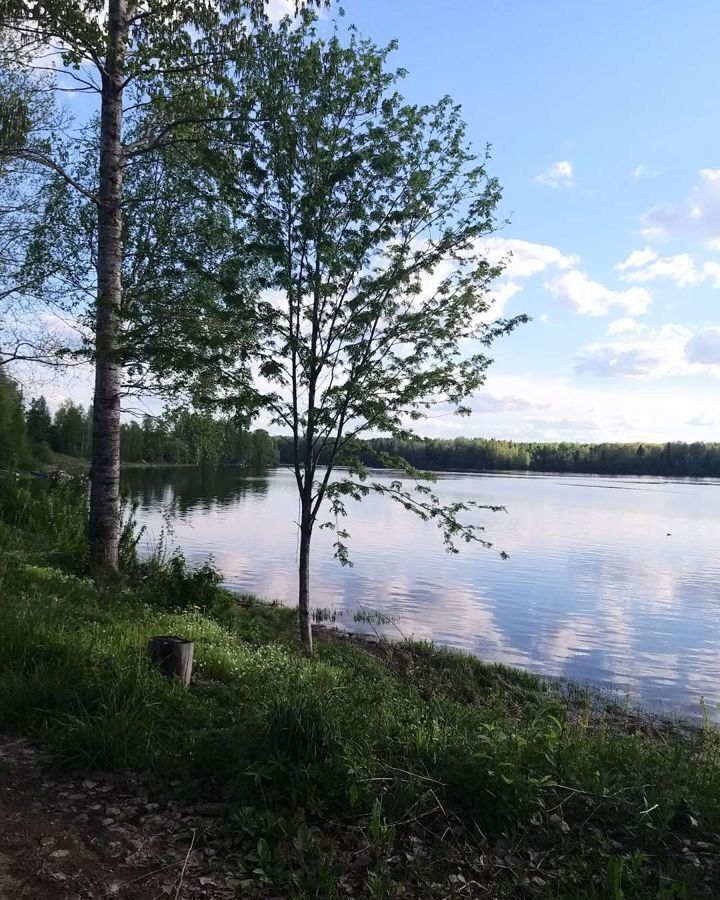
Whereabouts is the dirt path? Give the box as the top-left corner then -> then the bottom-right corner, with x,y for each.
0,735 -> 244,899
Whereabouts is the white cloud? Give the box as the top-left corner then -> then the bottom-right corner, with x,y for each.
254,0 -> 328,26
687,413 -> 720,429
469,237 -> 579,319
701,261 -> 720,287
575,344 -> 669,379
641,168 -> 720,244
685,327 -> 720,366
619,252 -> 701,287
35,363 -> 95,413
466,392 -> 547,414
481,237 -> 578,278
487,280 -> 522,316
435,373 -> 720,443
616,246 -> 720,288
606,317 -> 641,336
576,324 -> 691,379
616,247 -> 659,271
545,269 -> 652,317
265,0 -> 294,18
576,323 -> 720,380
535,160 -> 575,189
402,237 -> 576,320
631,163 -> 660,179
481,239 -> 655,319
263,0 -> 302,23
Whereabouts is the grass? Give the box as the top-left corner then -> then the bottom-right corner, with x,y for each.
0,478 -> 719,897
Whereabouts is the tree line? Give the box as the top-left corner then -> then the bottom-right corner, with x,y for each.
276,435 -> 720,478
0,371 -> 277,469
4,366 -> 718,478
121,413 -> 278,467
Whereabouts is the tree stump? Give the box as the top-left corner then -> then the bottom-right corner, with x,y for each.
147,636 -> 194,688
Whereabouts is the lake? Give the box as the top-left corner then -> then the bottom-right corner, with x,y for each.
122,466 -> 720,721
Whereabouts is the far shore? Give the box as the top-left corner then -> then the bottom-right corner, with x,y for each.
27,455 -> 720,483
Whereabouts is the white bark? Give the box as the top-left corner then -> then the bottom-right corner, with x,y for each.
89,0 -> 128,572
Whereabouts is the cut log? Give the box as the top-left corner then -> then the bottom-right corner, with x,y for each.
147,635 -> 194,688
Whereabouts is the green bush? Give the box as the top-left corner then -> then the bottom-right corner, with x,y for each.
0,475 -> 90,569
0,475 -> 142,574
137,550 -> 235,622
32,441 -> 54,464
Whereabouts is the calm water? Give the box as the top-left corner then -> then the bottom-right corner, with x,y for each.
122,466 -> 720,721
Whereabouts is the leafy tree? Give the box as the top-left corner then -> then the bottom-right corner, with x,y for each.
26,395 -> 52,444
120,419 -> 144,462
36,134 -> 265,412
0,0 -> 324,572
117,408 -> 279,465
0,369 -> 29,467
248,429 -> 279,468
0,64 -> 73,370
235,16 -> 526,652
52,399 -> 88,457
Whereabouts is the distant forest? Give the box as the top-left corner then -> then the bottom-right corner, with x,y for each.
0,372 -> 278,469
3,371 -> 720,478
275,435 -> 720,478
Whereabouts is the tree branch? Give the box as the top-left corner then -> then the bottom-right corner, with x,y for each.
5,149 -> 99,204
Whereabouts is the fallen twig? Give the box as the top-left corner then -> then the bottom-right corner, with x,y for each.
173,827 -> 196,900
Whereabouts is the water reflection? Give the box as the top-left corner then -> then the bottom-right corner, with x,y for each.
124,466 -> 270,515
121,466 -> 720,721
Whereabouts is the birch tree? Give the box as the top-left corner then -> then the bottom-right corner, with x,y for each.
0,65 -> 70,369
31,134 -> 265,414
237,16 -> 527,652
0,0 -> 320,571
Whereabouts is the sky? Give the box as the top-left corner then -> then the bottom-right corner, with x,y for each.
37,0 -> 720,443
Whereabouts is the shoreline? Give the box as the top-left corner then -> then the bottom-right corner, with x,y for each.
26,452 -> 720,482
311,620 -> 704,736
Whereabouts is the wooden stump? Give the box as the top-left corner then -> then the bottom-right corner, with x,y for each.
147,635 -> 194,688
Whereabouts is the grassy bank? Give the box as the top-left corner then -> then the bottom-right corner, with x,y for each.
0,479 -> 719,898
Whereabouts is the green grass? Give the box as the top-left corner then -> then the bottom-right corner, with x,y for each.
0,479 -> 719,898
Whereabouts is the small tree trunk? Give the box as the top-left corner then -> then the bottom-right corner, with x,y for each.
147,635 -> 194,688
298,509 -> 313,655
89,0 -> 128,574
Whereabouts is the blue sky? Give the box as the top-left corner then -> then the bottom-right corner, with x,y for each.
315,0 -> 720,443
46,0 -> 720,442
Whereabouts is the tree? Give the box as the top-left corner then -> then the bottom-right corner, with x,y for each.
236,16 -> 526,652
0,0 -> 245,571
0,0 -> 329,573
26,395 -> 51,444
0,369 -> 30,467
248,429 -> 279,468
0,64 -> 73,370
120,419 -> 144,462
52,399 -> 88,457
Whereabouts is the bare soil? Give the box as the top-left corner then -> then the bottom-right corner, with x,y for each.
0,734 -> 243,899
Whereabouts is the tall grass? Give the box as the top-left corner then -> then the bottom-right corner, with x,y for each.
0,475 -> 141,572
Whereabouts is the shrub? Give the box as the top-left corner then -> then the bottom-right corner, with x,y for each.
32,441 -> 54,464
0,475 -> 142,575
137,550 -> 235,621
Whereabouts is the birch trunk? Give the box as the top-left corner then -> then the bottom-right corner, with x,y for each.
298,503 -> 313,654
89,0 -> 127,573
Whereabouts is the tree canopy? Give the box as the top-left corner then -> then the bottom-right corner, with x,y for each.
0,0 -> 284,569
223,14 -> 527,650
0,369 -> 30,468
